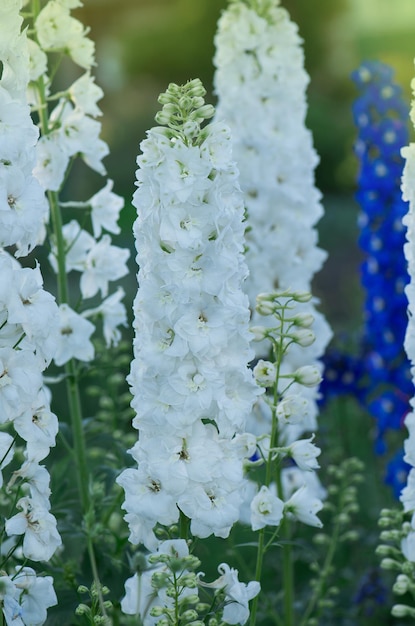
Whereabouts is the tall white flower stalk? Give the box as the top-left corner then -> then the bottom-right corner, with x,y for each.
0,2 -> 60,623
213,0 -> 332,434
0,0 -> 130,621
117,79 -> 261,623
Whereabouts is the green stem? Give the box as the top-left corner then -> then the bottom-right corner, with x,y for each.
299,509 -> 341,626
249,528 -> 265,626
281,519 -> 294,626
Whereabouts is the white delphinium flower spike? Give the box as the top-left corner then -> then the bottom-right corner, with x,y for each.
214,0 -> 332,430
118,79 -> 260,549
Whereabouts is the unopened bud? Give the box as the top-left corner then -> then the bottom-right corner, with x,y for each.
391,604 -> 415,618
291,313 -> 314,328
250,326 -> 268,341
292,365 -> 322,387
393,574 -> 410,595
287,329 -> 315,347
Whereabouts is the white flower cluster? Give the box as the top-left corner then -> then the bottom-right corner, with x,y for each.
400,63 -> 415,547
117,79 -> 260,549
28,0 -> 130,358
0,0 -> 49,256
0,3 -> 61,622
213,0 -> 332,429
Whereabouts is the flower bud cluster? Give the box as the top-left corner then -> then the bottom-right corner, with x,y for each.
122,540 -> 200,624
28,0 -> 130,359
243,292 -> 325,531
213,0 -> 332,427
117,79 -> 260,549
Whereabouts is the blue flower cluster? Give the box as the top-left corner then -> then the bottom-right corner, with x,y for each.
321,61 -> 412,497
352,61 -> 412,459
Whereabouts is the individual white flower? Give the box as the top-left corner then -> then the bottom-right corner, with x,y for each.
5,496 -> 61,561
281,465 -> 327,501
215,563 -> 260,626
276,394 -> 310,425
253,359 -> 276,387
69,71 -> 103,116
27,39 -> 48,82
0,163 -> 48,256
9,459 -> 51,508
250,485 -> 284,531
13,387 -> 59,461
6,262 -> 59,366
0,347 -> 43,424
49,219 -> 95,273
33,132 -> 69,192
0,575 -> 24,626
284,484 -> 323,528
14,567 -> 57,626
35,1 -> 95,69
288,435 -> 321,471
83,287 -> 127,347
80,235 -> 130,299
53,303 -> 95,365
48,100 -> 108,173
88,179 -> 124,238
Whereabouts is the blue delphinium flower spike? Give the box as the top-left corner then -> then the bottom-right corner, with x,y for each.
352,60 -> 413,466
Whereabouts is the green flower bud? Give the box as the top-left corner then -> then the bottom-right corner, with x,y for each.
380,558 -> 402,571
250,325 -> 268,341
391,604 -> 415,618
393,574 -> 410,595
75,604 -> 91,616
180,609 -> 199,622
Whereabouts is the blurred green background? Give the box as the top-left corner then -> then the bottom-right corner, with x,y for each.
71,0 -> 415,335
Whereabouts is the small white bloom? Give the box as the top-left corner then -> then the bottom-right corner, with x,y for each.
276,394 -> 310,425
5,496 -> 61,561
14,567 -> 57,626
54,303 -> 94,365
284,484 -> 323,528
253,359 -> 276,387
250,485 -> 284,531
288,435 -> 321,471
83,287 -> 127,347
33,132 -> 69,192
88,179 -> 124,238
80,235 -> 130,299
215,563 -> 260,626
69,71 -> 103,116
